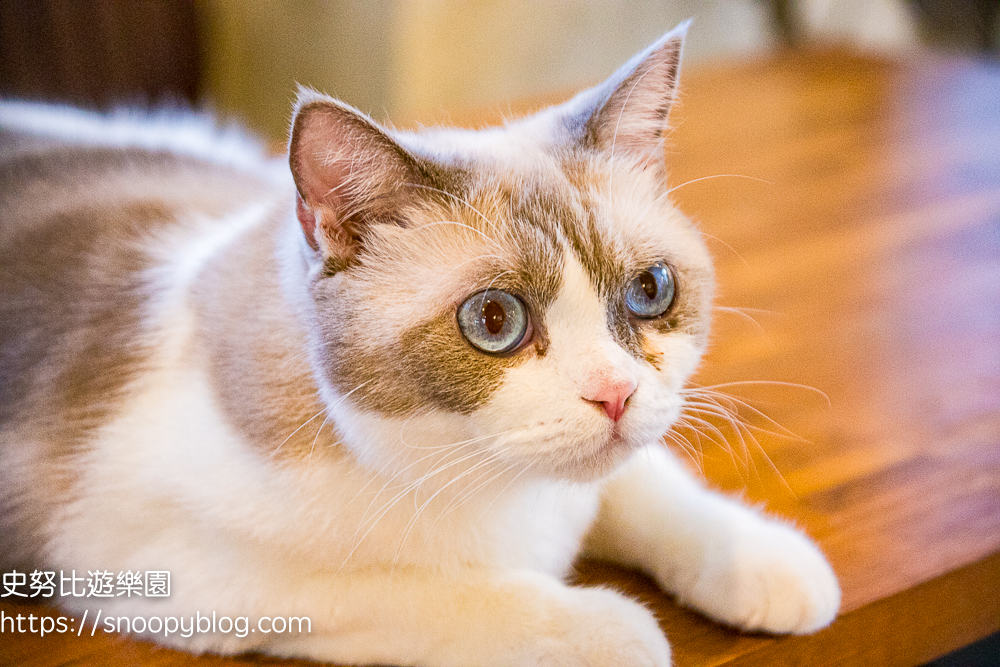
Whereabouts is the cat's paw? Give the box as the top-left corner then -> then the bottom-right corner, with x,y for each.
678,518 -> 840,635
532,586 -> 671,667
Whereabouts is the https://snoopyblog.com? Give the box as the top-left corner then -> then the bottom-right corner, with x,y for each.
1,569 -> 311,639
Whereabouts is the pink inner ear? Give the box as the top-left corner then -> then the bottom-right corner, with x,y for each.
290,98 -> 420,258
296,192 -> 319,251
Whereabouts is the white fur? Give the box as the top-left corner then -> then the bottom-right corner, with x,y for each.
585,446 -> 841,634
0,100 -> 291,185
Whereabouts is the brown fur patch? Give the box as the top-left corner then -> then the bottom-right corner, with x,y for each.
290,162 -> 572,418
189,207 -> 340,462
317,247 -> 561,416
561,154 -> 713,352
0,137 -> 283,566
0,198 -> 163,567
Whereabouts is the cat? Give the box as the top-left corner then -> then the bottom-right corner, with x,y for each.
0,22 -> 839,666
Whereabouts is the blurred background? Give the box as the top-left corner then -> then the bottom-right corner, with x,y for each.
1,0 -> 998,141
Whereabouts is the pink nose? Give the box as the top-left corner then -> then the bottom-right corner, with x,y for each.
583,378 -> 637,422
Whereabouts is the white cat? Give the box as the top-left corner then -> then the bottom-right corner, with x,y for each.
0,22 -> 839,666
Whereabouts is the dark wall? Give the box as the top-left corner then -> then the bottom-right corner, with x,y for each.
0,0 -> 201,108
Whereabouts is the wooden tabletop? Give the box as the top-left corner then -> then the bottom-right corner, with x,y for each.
3,48 -> 999,667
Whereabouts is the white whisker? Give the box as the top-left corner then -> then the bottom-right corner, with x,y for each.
269,408 -> 327,459
339,428 -> 511,572
403,182 -> 506,246
666,173 -> 771,196
677,382 -> 820,498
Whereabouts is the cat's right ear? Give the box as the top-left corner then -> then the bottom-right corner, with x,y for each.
556,21 -> 688,173
288,88 -> 425,261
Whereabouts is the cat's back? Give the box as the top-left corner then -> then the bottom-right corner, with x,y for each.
0,102 -> 289,420
0,104 -> 290,567
0,102 -> 288,244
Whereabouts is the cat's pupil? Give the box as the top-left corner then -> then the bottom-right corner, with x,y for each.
640,271 -> 658,300
483,299 -> 506,335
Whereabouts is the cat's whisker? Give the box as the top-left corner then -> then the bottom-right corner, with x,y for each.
470,459 -> 533,525
269,407 -> 327,459
665,173 -> 772,196
392,450 -> 511,567
439,452 -> 520,522
343,429 -> 511,570
680,388 -> 803,497
699,231 -> 752,270
406,218 -> 507,255
677,404 -> 753,485
713,305 -> 779,316
684,403 -> 759,482
424,443 -> 534,543
673,412 -> 732,453
399,427 -> 515,452
346,437 -> 476,530
624,138 -> 668,202
391,431 -> 502,484
689,380 -> 831,410
694,400 -> 791,495
353,439 -> 482,526
413,454 -> 527,557
342,449 -> 423,512
685,387 -> 822,440
436,251 -> 512,282
341,461 -> 445,572
661,430 -> 705,474
385,429 -> 517,565
712,306 -> 770,335
628,185 -> 674,232
407,440 -> 508,497
470,269 -> 517,315
402,182 -> 506,245
347,448 -> 489,571
306,412 -> 332,468
630,174 -> 769,268
674,423 -> 742,475
292,379 -> 373,465
407,444 -> 498,499
628,174 -> 706,239
483,269 -> 515,293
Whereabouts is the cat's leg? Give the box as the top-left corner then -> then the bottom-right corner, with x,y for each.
58,566 -> 666,666
263,568 -> 670,667
582,445 -> 840,634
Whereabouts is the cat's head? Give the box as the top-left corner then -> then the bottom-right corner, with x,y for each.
288,22 -> 712,483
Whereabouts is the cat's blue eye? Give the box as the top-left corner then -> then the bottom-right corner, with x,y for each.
457,289 -> 529,354
625,262 -> 676,319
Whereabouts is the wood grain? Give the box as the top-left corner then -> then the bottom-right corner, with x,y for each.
2,49 -> 998,666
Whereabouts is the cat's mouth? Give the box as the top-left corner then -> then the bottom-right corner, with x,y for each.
556,425 -> 636,481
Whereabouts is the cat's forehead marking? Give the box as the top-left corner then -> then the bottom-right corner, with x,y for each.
316,199 -> 562,418
468,161 -> 615,282
466,156 -> 656,356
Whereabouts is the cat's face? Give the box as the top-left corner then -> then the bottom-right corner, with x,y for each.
289,25 -> 710,482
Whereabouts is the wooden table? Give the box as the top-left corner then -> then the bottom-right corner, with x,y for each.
2,48 -> 999,667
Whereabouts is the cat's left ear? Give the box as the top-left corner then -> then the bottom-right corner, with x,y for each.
288,87 -> 428,260
561,20 -> 688,171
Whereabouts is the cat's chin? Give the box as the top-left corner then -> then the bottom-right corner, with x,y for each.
549,431 -> 640,483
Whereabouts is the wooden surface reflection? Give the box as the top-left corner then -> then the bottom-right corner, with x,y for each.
584,49 -> 1000,666
2,49 -> 998,666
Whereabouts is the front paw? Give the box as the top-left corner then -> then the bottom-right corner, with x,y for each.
531,586 -> 671,667
678,518 -> 840,634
